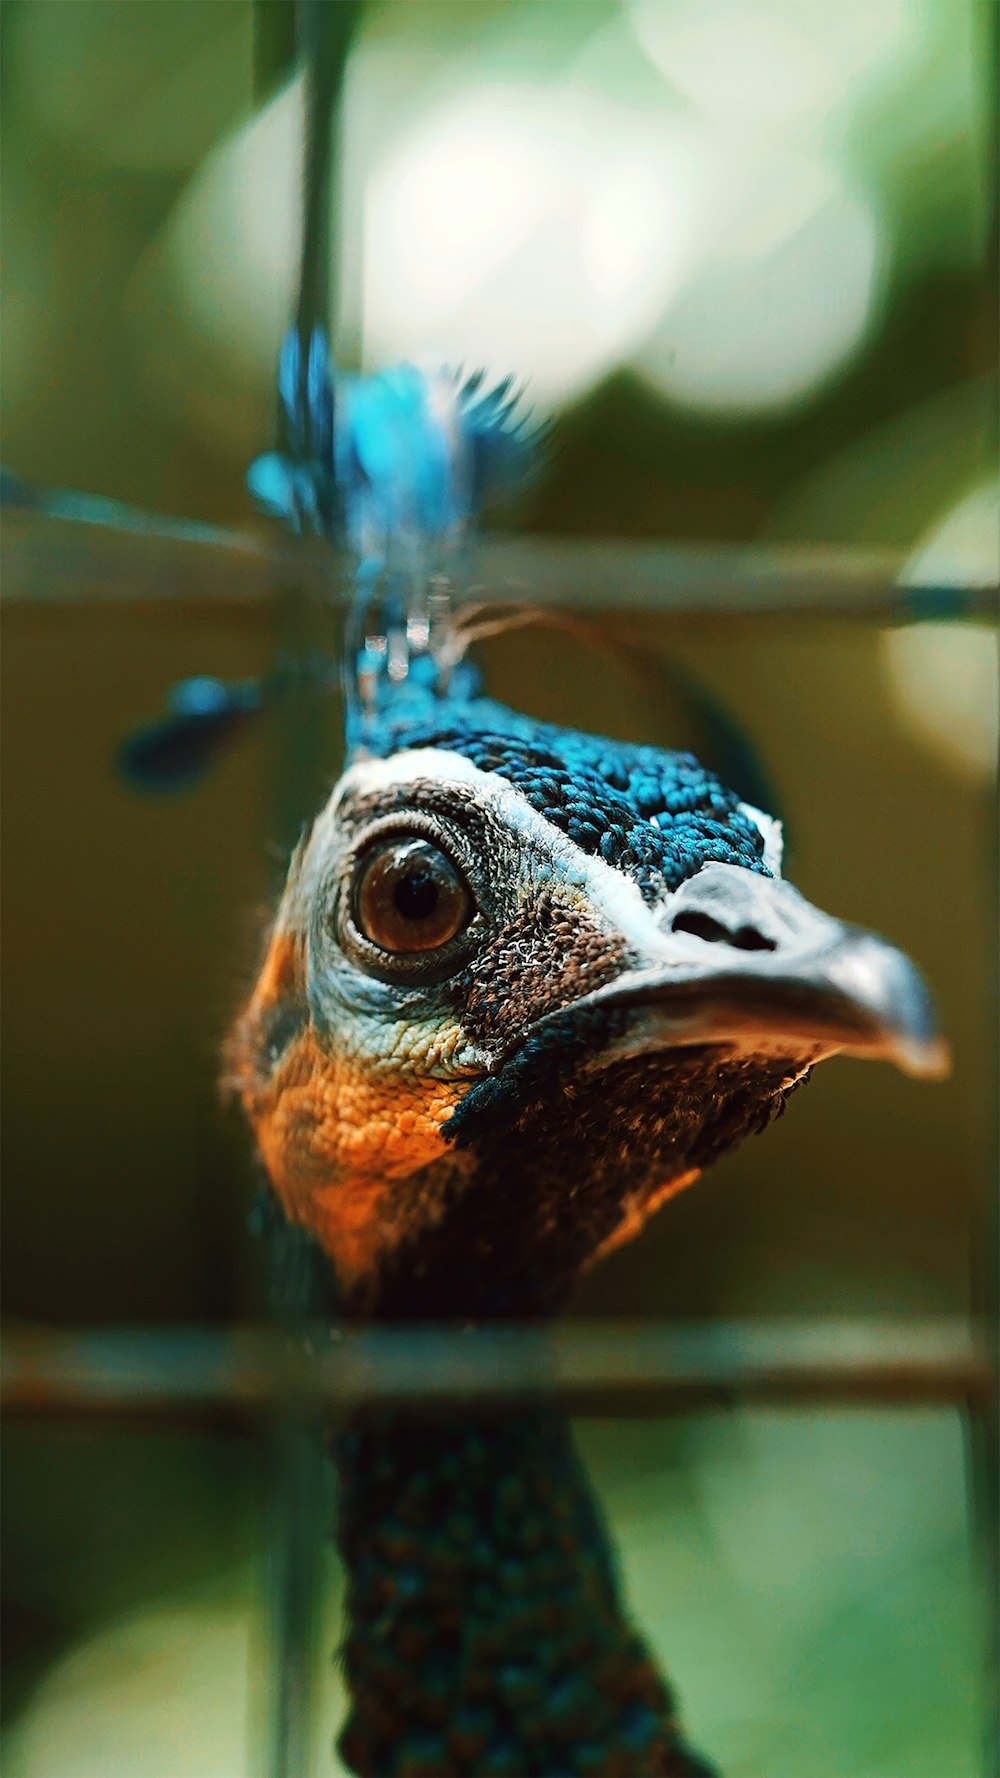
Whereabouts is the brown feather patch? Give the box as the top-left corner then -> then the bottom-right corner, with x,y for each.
458,892 -> 626,1048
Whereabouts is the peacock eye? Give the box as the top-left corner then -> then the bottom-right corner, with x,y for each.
352,836 -> 474,956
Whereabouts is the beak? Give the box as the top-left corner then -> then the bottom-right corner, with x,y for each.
516,863 -> 950,1081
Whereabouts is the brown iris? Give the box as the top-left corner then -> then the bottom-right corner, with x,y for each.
353,837 -> 473,955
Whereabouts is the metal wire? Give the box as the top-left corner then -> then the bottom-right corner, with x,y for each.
5,502 -> 997,620
2,1319 -> 992,1417
254,9 -> 361,1770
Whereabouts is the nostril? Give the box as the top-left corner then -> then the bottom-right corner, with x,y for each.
732,925 -> 775,952
672,911 -> 776,952
672,912 -> 728,944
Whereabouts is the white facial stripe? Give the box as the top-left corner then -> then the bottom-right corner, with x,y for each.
333,747 -> 489,810
740,802 -> 784,876
332,748 -> 671,955
330,753 -> 788,972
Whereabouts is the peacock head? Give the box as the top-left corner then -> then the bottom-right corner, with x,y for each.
229,696 -> 947,1318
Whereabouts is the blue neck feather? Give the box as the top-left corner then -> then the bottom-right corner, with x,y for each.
334,1403 -> 716,1778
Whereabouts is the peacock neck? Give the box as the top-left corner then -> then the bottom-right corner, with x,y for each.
332,1396 -> 715,1778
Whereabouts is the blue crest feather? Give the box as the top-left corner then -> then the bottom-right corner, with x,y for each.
355,688 -> 770,899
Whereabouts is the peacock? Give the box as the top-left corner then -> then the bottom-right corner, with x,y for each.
203,340 -> 951,1778
226,652 -> 946,1777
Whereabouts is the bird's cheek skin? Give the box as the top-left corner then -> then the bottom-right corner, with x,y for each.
245,1029 -> 466,1285
227,929 -> 469,1285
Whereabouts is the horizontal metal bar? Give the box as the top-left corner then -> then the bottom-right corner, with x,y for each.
3,504 -> 995,620
472,539 -> 997,622
1,1320 -> 993,1418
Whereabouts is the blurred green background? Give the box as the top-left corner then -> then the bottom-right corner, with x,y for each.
1,1 -> 997,1773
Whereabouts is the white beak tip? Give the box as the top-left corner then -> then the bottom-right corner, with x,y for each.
890,1032 -> 952,1081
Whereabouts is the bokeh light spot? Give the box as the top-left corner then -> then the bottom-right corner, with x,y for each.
627,0 -> 918,136
635,161 -> 881,415
883,484 -> 1000,780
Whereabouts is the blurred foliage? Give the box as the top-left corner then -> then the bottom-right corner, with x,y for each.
0,0 -> 996,537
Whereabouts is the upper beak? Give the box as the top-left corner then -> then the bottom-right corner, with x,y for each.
515,863 -> 950,1081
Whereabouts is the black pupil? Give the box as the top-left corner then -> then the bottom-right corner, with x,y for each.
393,867 -> 440,923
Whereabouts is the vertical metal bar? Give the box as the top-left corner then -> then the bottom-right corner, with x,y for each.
259,1223 -> 334,1778
966,937 -> 999,1777
288,0 -> 363,458
251,6 -> 362,1775
269,0 -> 363,858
